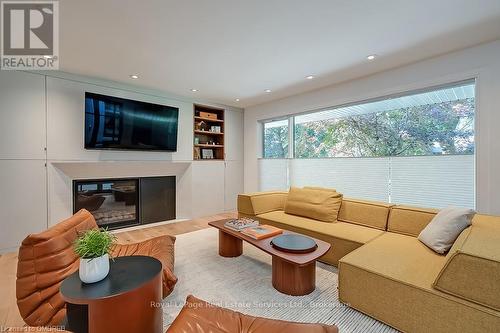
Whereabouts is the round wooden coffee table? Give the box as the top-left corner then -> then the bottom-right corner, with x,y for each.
60,256 -> 162,333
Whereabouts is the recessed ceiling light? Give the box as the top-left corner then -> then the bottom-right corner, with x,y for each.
264,89 -> 272,93
190,88 -> 198,92
235,98 -> 240,102
306,75 -> 315,80
129,74 -> 139,79
366,54 -> 377,61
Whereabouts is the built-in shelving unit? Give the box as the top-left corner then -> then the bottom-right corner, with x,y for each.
193,104 -> 225,160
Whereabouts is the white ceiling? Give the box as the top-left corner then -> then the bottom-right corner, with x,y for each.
60,0 -> 500,107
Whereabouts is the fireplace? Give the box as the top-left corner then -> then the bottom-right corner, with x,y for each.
73,176 -> 176,229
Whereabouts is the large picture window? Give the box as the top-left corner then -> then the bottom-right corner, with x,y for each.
260,80 -> 476,209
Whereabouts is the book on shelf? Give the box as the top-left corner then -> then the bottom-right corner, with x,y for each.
241,225 -> 283,240
224,218 -> 259,231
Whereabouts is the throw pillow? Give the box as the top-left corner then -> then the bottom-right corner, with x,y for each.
284,187 -> 342,222
418,206 -> 475,254
303,186 -> 336,192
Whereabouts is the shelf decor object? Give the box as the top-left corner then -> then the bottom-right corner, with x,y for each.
193,104 -> 225,160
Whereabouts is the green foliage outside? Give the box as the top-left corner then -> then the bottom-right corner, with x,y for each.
264,123 -> 289,158
264,99 -> 474,158
74,228 -> 117,259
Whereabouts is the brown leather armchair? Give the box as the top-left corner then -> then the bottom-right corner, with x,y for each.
16,209 -> 177,327
167,295 -> 339,333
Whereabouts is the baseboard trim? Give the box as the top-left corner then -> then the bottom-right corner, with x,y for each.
0,245 -> 19,254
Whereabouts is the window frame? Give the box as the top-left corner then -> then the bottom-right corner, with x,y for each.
261,78 -> 476,161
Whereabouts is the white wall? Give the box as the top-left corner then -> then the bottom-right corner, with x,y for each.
0,71 -> 244,252
244,40 -> 500,215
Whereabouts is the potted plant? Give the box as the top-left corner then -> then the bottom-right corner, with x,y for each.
74,228 -> 116,283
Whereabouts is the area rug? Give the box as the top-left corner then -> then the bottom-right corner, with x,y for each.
162,227 -> 398,333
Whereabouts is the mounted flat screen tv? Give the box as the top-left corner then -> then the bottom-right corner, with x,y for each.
85,92 -> 179,151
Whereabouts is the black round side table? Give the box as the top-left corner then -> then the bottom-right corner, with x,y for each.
60,255 -> 163,333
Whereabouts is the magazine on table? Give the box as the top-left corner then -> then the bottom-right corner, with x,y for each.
224,218 -> 259,231
241,225 -> 283,240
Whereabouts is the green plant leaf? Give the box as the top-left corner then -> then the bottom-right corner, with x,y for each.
74,228 -> 117,259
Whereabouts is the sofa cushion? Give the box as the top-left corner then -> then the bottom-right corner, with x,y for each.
256,211 -> 383,266
418,207 -> 475,254
284,187 -> 342,222
338,198 -> 393,230
257,211 -> 383,245
338,232 -> 500,332
167,295 -> 338,333
387,205 -> 438,236
433,214 -> 500,312
340,232 -> 448,288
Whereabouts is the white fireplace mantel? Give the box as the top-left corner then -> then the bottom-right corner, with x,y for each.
51,161 -> 191,179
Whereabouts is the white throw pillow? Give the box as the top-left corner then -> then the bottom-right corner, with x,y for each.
418,206 -> 475,254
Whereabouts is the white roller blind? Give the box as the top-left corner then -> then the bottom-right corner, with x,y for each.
258,159 -> 288,191
289,158 -> 390,202
390,155 -> 475,209
259,155 -> 475,208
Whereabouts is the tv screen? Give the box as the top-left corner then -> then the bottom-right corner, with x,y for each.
85,92 -> 179,151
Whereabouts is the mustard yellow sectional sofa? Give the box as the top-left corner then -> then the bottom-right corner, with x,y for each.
237,190 -> 500,333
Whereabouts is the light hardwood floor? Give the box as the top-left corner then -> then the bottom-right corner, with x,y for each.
0,212 -> 236,328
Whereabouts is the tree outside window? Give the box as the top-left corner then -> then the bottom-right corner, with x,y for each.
294,98 -> 474,158
263,119 -> 289,158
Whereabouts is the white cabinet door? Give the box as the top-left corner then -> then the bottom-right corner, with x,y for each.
191,161 -> 225,218
0,160 -> 47,252
224,109 -> 244,161
224,160 -> 243,211
0,71 -> 46,159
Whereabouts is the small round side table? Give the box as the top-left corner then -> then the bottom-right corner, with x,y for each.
60,255 -> 162,333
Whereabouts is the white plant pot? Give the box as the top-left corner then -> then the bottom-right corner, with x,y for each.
79,254 -> 110,284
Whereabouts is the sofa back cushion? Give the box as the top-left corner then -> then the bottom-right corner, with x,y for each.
387,205 -> 438,236
284,187 -> 342,222
337,198 -> 393,230
16,209 -> 97,326
433,214 -> 500,312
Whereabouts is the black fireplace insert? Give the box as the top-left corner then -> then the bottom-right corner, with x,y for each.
73,176 -> 176,230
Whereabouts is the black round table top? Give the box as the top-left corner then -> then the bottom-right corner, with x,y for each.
60,255 -> 161,302
271,234 -> 318,253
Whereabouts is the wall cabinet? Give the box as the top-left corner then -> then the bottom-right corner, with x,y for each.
0,160 -> 47,251
0,71 -> 46,159
224,160 -> 244,211
191,161 -> 225,217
